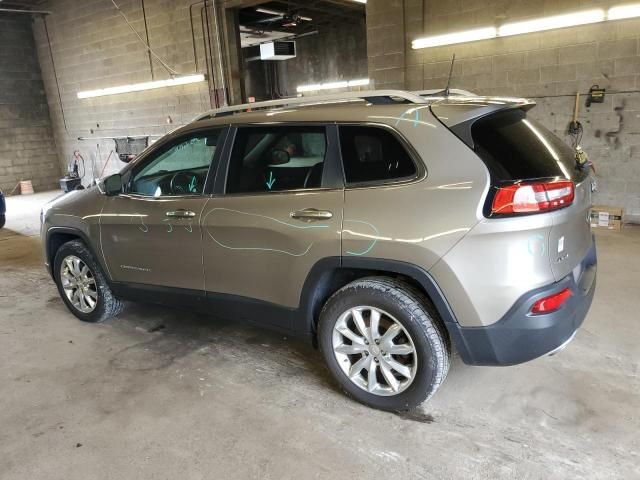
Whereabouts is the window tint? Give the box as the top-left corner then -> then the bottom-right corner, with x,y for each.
226,126 -> 326,194
471,109 -> 587,182
339,126 -> 416,184
130,130 -> 222,196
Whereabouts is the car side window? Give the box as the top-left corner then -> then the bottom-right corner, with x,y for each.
129,129 -> 223,197
339,126 -> 417,184
226,126 -> 327,194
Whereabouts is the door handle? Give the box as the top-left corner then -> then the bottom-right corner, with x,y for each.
166,210 -> 196,218
290,208 -> 333,221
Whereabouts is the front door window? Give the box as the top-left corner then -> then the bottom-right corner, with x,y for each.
129,131 -> 222,197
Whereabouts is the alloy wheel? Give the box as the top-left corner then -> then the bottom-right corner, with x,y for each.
332,306 -> 417,396
60,255 -> 98,313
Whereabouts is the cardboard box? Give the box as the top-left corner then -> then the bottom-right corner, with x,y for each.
590,205 -> 624,230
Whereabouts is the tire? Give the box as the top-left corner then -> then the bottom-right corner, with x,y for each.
0,214 -> 5,229
318,277 -> 450,411
53,240 -> 124,323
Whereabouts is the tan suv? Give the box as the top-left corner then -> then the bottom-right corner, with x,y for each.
41,90 -> 597,411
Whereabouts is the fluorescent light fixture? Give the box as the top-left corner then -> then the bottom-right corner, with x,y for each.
608,3 -> 640,20
412,4 -> 640,49
77,74 -> 205,99
499,9 -> 605,37
297,78 -> 370,93
412,27 -> 497,49
347,78 -> 370,87
350,0 -> 366,3
255,7 -> 284,16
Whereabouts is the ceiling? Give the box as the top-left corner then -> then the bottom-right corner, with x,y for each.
238,0 -> 365,47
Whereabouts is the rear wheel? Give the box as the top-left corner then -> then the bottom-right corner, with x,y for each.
53,240 -> 124,322
318,277 -> 450,411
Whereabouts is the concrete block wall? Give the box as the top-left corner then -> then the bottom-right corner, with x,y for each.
367,0 -> 640,223
0,14 -> 60,192
31,0 -> 223,185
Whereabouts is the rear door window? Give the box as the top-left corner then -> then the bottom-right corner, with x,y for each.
339,126 -> 417,184
226,126 -> 327,194
471,109 -> 588,183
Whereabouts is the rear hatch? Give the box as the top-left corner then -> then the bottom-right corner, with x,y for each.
432,100 -> 594,281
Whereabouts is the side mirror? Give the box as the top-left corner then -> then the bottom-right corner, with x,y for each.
103,174 -> 123,196
269,149 -> 290,165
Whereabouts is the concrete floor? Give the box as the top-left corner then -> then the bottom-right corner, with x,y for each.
1,192 -> 639,480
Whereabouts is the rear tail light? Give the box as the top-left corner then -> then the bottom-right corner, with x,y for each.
491,180 -> 574,216
530,288 -> 572,315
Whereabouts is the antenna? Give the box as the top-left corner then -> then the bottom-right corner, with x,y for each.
444,54 -> 456,97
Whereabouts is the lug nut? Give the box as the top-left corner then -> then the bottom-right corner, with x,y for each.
374,357 -> 379,362
375,339 -> 379,345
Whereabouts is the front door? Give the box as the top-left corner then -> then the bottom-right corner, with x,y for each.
201,125 -> 343,319
100,128 -> 226,291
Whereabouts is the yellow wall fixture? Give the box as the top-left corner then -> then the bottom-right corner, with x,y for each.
77,74 -> 206,99
412,4 -> 640,49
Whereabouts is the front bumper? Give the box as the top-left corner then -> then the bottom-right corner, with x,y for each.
447,236 -> 597,366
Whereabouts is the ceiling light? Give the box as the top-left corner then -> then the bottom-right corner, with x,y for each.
608,3 -> 640,20
255,7 -> 284,16
498,9 -> 605,37
350,0 -> 366,3
347,78 -> 370,87
412,27 -> 497,49
77,74 -> 206,99
297,78 -> 370,93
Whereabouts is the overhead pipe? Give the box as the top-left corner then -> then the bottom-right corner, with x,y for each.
0,8 -> 52,15
210,0 -> 228,106
202,3 -> 219,107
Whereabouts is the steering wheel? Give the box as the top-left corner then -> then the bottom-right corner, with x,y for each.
170,171 -> 200,195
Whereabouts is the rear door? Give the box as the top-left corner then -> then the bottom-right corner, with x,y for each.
201,124 -> 343,327
470,109 -> 594,280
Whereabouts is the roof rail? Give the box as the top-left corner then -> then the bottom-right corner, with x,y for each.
414,88 -> 477,97
194,90 -> 427,121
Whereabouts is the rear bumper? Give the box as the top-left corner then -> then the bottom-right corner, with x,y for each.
447,236 -> 597,366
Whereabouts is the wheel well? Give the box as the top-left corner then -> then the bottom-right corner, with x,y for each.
307,267 -> 449,344
47,232 -> 81,268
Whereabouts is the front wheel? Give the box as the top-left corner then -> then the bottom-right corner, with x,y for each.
53,240 -> 124,322
318,277 -> 450,411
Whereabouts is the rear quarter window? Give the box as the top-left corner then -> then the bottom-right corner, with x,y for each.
339,126 -> 417,184
471,109 -> 588,183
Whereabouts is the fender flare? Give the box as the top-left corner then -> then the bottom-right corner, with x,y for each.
298,256 -> 460,334
45,226 -> 111,282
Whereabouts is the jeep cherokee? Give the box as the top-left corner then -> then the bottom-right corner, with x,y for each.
41,90 -> 597,411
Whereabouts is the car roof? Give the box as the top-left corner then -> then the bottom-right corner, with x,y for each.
182,90 -> 533,131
